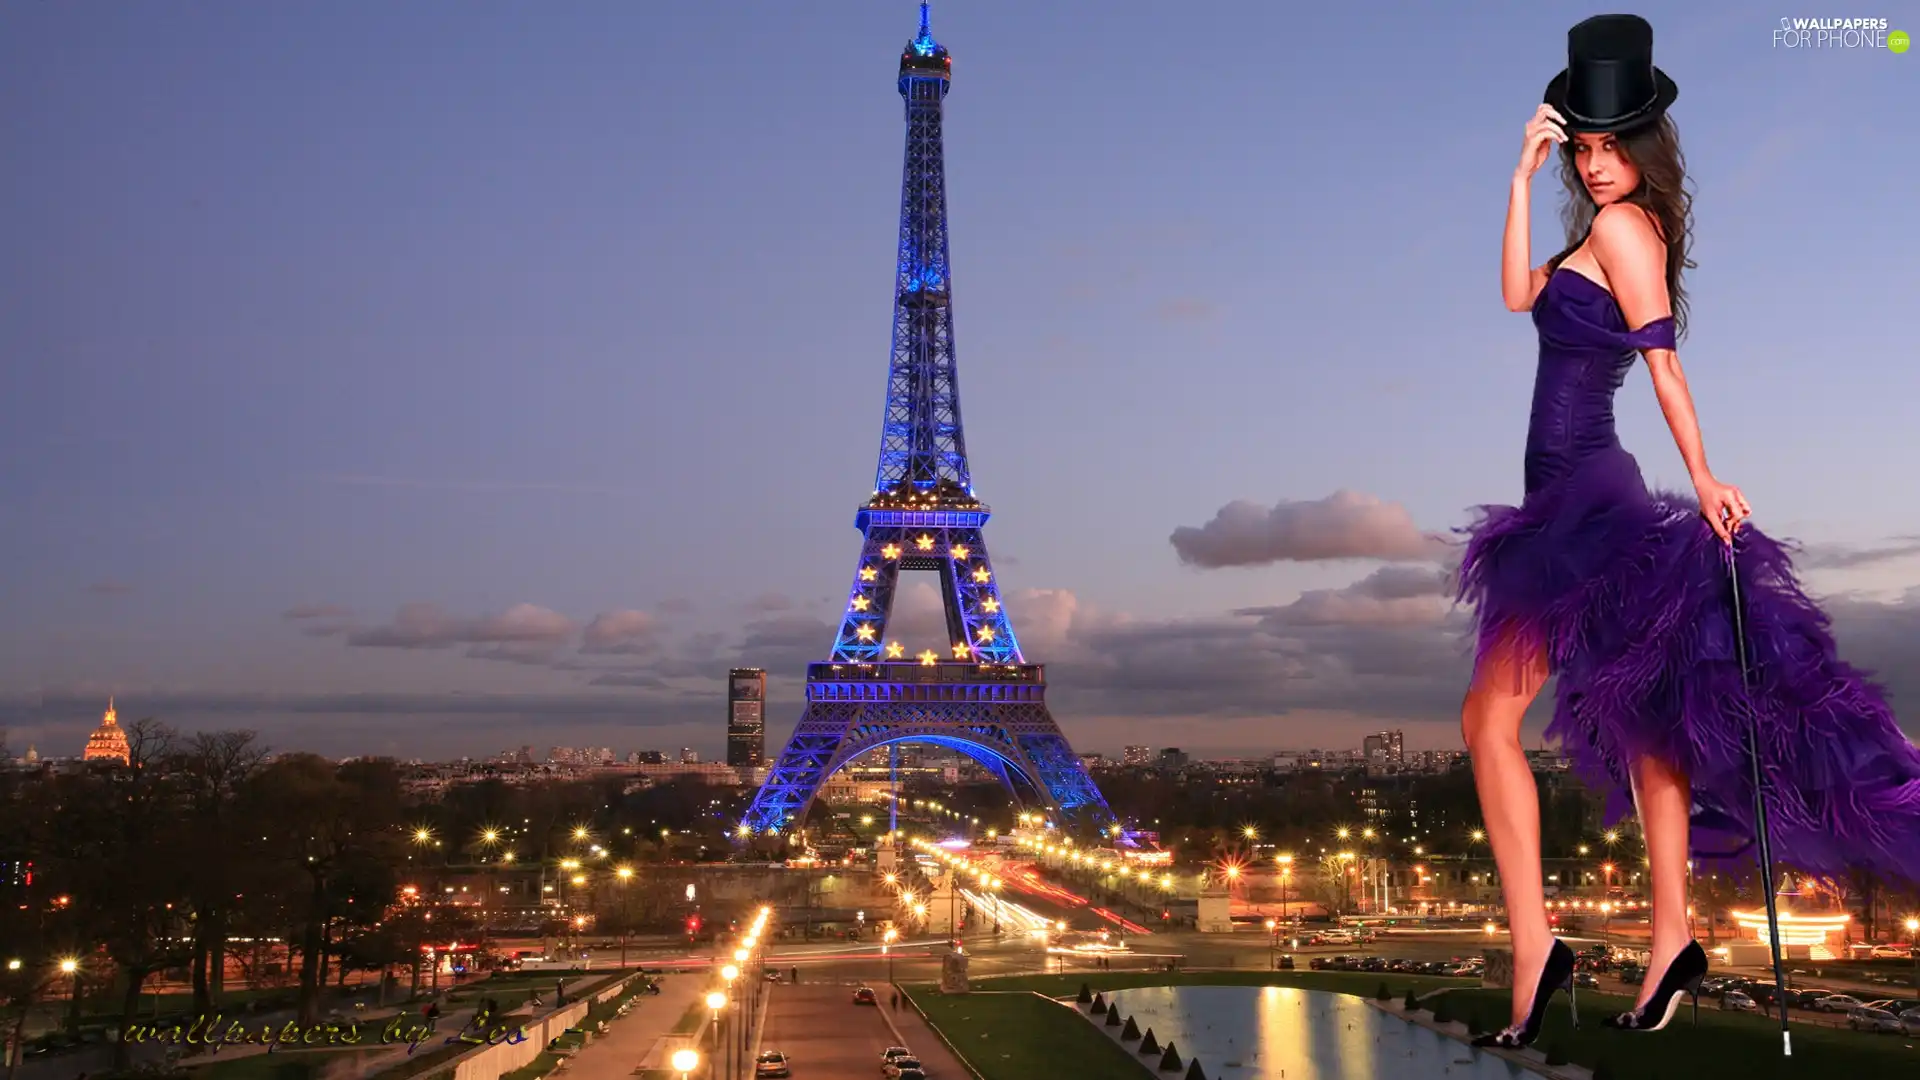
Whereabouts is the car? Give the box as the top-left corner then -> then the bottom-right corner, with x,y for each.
1899,1007 -> 1920,1037
1720,990 -> 1758,1012
1847,1006 -> 1901,1034
881,1047 -> 915,1066
1869,944 -> 1912,959
755,1050 -> 792,1077
894,1071 -> 926,1080
883,1057 -> 924,1078
1816,993 -> 1863,1013
853,985 -> 878,1005
1572,972 -> 1600,989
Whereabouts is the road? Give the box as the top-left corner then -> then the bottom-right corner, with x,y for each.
757,982 -> 968,1080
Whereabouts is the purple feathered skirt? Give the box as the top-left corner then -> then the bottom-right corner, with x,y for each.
1457,446 -> 1920,883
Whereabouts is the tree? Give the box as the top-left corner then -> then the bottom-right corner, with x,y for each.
173,729 -> 268,1016
53,719 -> 196,1071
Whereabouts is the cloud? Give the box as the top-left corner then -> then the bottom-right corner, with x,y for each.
1797,537 -> 1920,571
1237,565 -> 1455,628
346,603 -> 575,650
743,592 -> 795,614
582,610 -> 663,655
283,604 -> 352,620
87,581 -> 134,595
657,597 -> 695,615
1171,490 -> 1453,568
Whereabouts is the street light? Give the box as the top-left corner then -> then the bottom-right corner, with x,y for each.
1264,919 -> 1278,969
1906,917 -> 1919,994
670,1048 -> 698,1080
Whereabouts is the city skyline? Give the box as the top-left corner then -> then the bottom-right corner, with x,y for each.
5,2 -> 1917,760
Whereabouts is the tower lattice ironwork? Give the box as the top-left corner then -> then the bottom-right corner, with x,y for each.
740,5 -> 1116,839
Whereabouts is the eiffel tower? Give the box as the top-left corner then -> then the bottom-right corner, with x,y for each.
739,5 -> 1116,839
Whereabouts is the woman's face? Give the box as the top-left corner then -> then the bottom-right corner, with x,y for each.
1570,131 -> 1641,206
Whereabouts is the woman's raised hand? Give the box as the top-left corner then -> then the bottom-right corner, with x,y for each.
1516,104 -> 1567,180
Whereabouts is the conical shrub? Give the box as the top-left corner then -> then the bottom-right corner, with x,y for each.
1105,1006 -> 1122,1027
1121,1015 -> 1141,1040
1159,1043 -> 1182,1071
1091,993 -> 1107,1014
1139,1028 -> 1160,1055
1184,1059 -> 1206,1080
1544,1040 -> 1570,1067
1465,1010 -> 1485,1036
1431,995 -> 1455,1025
1401,987 -> 1419,1011
1375,982 -> 1392,1002
1077,983 -> 1093,1005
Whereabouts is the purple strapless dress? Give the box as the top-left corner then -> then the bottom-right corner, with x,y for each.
1457,268 -> 1920,882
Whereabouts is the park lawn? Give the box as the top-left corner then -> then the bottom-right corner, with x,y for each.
902,986 -> 1154,1080
501,1050 -> 565,1080
1433,987 -> 1919,1080
669,1001 -> 707,1035
184,1048 -> 387,1080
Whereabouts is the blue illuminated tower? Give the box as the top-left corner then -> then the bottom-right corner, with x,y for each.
741,5 -> 1116,839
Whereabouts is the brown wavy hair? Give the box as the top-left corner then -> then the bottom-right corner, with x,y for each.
1547,114 -> 1696,339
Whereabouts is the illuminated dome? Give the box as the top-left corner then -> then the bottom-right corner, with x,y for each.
83,698 -> 131,765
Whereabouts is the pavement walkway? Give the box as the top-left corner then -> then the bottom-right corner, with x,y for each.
566,974 -> 707,1080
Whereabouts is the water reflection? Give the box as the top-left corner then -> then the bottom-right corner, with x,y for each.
1100,986 -> 1544,1079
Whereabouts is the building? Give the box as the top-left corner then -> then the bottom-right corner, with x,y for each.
679,748 -> 700,764
82,699 -> 131,765
726,668 -> 767,767
1157,747 -> 1190,768
1362,730 -> 1405,767
1122,745 -> 1151,766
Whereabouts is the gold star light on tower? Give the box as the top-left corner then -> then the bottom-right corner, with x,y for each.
886,641 -> 905,658
977,627 -> 995,642
856,624 -> 877,640
972,567 -> 990,582
951,642 -> 970,658
915,534 -> 934,551
917,649 -> 938,665
981,597 -> 998,613
882,543 -> 901,559
851,596 -> 870,611
950,544 -> 970,560
860,566 -> 878,581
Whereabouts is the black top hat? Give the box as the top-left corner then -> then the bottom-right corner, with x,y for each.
1543,15 -> 1678,133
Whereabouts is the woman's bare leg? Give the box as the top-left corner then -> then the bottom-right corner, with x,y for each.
1629,752 -> 1696,1009
1461,631 -> 1552,1027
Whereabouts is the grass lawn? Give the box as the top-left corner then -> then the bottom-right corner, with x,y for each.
183,1048 -> 387,1080
500,1050 -> 565,1080
903,987 -> 1154,1080
904,970 -> 1918,1080
1432,987 -> 1918,1079
669,1001 -> 706,1035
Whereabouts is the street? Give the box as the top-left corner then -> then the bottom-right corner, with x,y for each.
757,982 -> 968,1080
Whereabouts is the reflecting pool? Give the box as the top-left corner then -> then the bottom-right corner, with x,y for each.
1097,986 -> 1546,1079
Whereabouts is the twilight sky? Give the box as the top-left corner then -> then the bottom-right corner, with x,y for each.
4,2 -> 1917,762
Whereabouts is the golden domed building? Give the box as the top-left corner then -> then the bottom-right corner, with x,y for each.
82,698 -> 131,765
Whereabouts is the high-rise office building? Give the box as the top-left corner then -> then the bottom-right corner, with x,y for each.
1363,729 -> 1405,766
727,668 -> 767,767
1122,745 -> 1151,766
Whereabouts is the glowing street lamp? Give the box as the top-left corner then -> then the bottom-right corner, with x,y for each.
670,1048 -> 698,1080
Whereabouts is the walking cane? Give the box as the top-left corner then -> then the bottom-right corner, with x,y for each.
1726,540 -> 1793,1057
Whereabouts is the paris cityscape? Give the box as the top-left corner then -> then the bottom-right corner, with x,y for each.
5,4 -> 1918,1080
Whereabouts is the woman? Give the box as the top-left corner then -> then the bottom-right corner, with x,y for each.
1456,15 -> 1920,1049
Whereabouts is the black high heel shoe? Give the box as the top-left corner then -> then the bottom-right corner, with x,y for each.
1602,941 -> 1709,1032
1472,939 -> 1578,1049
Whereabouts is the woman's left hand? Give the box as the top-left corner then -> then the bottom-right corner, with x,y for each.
1694,475 -> 1751,544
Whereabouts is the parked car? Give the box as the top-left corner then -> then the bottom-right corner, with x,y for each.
1720,990 -> 1758,1012
884,1058 -> 924,1079
1816,994 -> 1864,1013
1847,1006 -> 1901,1034
1869,944 -> 1912,959
1898,1007 -> 1920,1037
755,1050 -> 792,1078
853,986 -> 878,1006
1573,972 -> 1600,989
